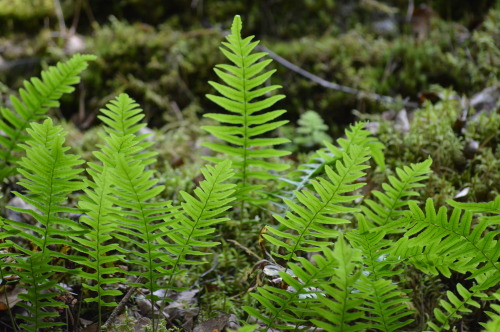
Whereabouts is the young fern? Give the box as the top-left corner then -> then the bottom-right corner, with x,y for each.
73,94 -> 152,328
264,144 -> 370,263
276,122 -> 384,212
202,15 -> 290,208
343,159 -> 431,331
3,118 -> 86,330
166,160 -> 236,284
311,236 -> 365,332
0,54 -> 95,182
397,199 -> 500,287
243,247 -> 338,330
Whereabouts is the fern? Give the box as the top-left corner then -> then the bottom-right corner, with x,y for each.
3,118 -> 86,330
277,122 -> 384,212
396,199 -> 500,285
73,94 -> 152,328
202,15 -> 290,208
294,110 -> 332,148
244,247 -> 338,330
166,160 -> 236,283
265,144 -> 370,263
428,282 -> 487,331
311,236 -> 366,332
0,54 -> 95,182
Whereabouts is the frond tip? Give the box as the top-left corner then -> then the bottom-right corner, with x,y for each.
0,54 -> 95,181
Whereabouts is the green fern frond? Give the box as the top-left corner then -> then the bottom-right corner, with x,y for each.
395,199 -> 500,285
202,15 -> 290,202
311,236 -> 366,332
96,93 -> 156,166
278,122 -> 384,211
244,247 -> 338,330
75,94 -> 148,306
482,292 -> 500,331
355,276 -> 414,332
448,195 -> 500,225
167,160 -> 236,278
428,283 -> 487,331
0,54 -> 95,182
294,110 -> 332,148
3,118 -> 86,330
265,144 -> 370,263
363,158 -> 432,228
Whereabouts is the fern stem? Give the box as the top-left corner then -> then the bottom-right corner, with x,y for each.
0,267 -> 18,332
238,23 -> 249,223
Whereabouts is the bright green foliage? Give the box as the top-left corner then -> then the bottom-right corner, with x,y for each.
362,158 -> 432,228
279,122 -> 384,211
265,144 -> 370,263
74,94 -> 152,327
202,15 -> 290,201
294,110 -> 332,148
244,248 -> 338,330
3,118 -> 86,330
0,54 -> 95,182
428,283 -> 486,331
355,277 -> 414,332
167,160 -> 236,277
482,292 -> 500,331
397,199 -> 500,286
448,195 -> 500,225
311,237 -> 365,332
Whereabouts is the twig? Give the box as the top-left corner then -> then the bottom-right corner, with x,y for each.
102,276 -> 145,328
257,45 -> 419,109
53,0 -> 67,37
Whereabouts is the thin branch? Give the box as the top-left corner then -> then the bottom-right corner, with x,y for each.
257,45 -> 418,108
102,276 -> 144,329
53,0 -> 67,37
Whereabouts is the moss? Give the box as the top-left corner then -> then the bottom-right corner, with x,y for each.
369,87 -> 499,204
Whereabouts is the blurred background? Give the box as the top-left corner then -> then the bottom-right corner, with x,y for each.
0,0 -> 497,129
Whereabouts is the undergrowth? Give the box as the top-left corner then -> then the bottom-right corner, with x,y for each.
0,14 -> 498,332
